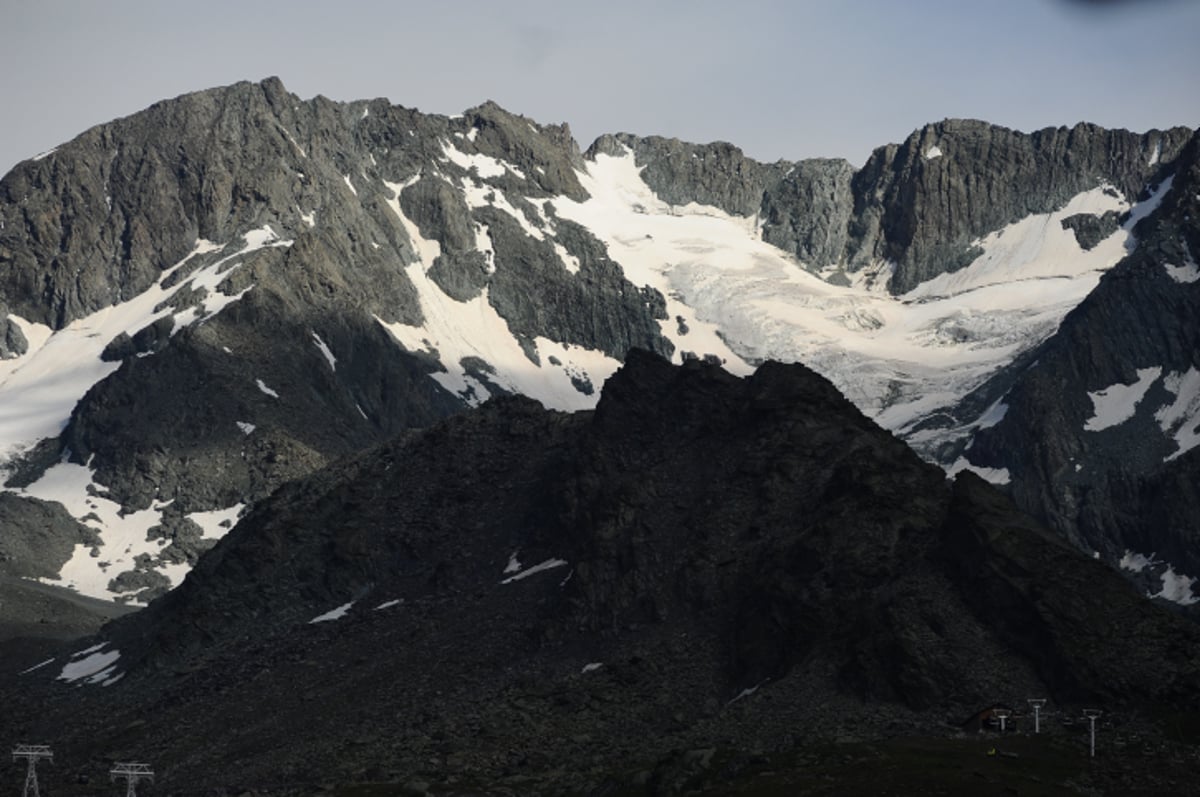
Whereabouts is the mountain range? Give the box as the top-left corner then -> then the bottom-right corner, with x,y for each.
0,77 -> 1197,793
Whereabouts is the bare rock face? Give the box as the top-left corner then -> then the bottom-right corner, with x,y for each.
1062,209 -> 1124,250
964,131 -> 1200,586
849,120 -> 1192,292
0,75 -> 1194,613
0,79 -> 677,599
0,493 -> 97,580
597,119 -> 1191,293
760,158 -> 856,272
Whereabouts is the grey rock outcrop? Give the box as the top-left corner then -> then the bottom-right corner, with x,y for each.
1061,209 -> 1123,250
0,304 -> 27,359
0,75 -> 1194,608
850,120 -> 1191,292
588,134 -> 787,217
760,159 -> 856,270
0,493 -> 98,580
0,78 -> 675,595
964,130 -> 1200,583
594,120 -> 1191,293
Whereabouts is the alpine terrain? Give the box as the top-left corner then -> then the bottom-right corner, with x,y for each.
0,77 -> 1197,793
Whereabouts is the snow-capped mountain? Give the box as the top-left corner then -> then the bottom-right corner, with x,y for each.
0,77 -> 1195,604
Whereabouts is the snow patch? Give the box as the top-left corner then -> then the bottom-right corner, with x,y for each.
20,657 -> 55,675
1152,567 -> 1199,606
18,462 -> 171,600
375,599 -> 402,610
727,681 -> 766,705
1119,550 -> 1159,573
58,645 -> 120,683
925,145 -> 943,160
281,127 -> 306,158
236,421 -> 256,435
976,399 -> 1008,429
186,504 -> 244,540
312,332 -> 337,370
1163,244 -> 1199,283
256,379 -> 280,398
460,177 -> 546,240
441,141 -> 526,180
1084,367 -> 1161,432
379,179 -> 618,411
1165,262 -> 1200,283
1155,367 -> 1200,461
581,662 -> 603,674
343,174 -> 357,196
553,240 -> 582,274
310,601 -> 355,623
504,551 -> 522,574
300,209 -> 316,228
0,235 -> 278,467
475,222 -> 495,273
500,558 -> 568,584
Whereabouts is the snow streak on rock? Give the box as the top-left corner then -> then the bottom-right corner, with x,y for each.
1084,368 -> 1162,432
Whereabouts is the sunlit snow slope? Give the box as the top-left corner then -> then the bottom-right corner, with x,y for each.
552,148 -> 1167,445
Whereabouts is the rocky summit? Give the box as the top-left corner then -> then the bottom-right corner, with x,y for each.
2,351 -> 1198,795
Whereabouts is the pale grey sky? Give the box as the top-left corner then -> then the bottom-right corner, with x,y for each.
1,0 -> 1197,176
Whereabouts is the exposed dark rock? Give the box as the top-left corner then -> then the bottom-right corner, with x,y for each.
3,351 -> 1195,794
1061,210 -> 1123,250
847,120 -> 1192,292
100,315 -> 175,361
481,209 -> 673,361
593,121 -> 1191,293
965,131 -> 1200,582
0,303 -> 27,358
0,493 -> 98,579
760,158 -> 856,267
462,100 -> 588,201
588,134 -> 787,217
0,574 -> 134,650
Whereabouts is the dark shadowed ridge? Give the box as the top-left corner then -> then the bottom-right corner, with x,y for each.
3,350 -> 1196,793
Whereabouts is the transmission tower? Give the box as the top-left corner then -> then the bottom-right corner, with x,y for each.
1027,698 -> 1046,734
110,762 -> 153,797
11,745 -> 52,797
1083,709 -> 1102,758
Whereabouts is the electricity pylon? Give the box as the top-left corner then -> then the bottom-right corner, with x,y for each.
110,762 -> 153,797
1083,709 -> 1102,758
11,745 -> 52,797
1027,698 -> 1046,733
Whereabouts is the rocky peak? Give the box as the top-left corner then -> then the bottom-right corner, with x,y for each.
852,118 -> 1193,291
